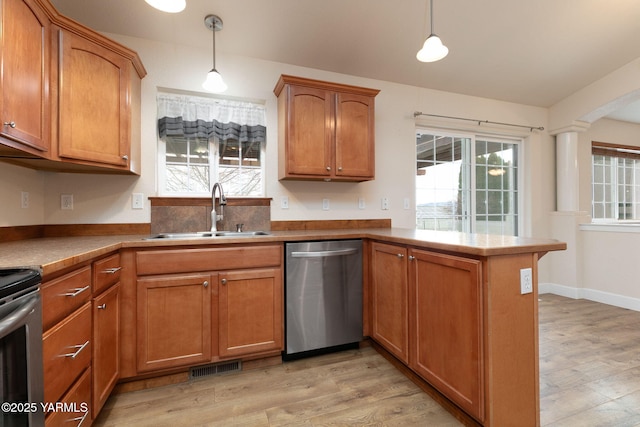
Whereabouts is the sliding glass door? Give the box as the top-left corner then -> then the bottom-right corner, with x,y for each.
416,129 -> 521,236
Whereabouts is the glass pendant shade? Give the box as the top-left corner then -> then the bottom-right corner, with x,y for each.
202,69 -> 228,93
416,34 -> 449,62
145,0 -> 185,13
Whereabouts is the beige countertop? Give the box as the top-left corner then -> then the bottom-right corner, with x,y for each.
0,228 -> 566,278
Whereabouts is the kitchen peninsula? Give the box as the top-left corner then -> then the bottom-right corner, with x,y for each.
0,227 -> 565,427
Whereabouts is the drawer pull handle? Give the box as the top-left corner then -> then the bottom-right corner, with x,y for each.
60,285 -> 90,297
69,410 -> 89,426
101,267 -> 121,274
61,340 -> 90,359
97,304 -> 107,310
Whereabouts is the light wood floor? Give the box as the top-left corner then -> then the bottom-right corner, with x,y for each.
539,294 -> 640,426
94,294 -> 640,426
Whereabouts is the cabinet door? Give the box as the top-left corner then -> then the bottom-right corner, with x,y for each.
0,0 -> 50,153
411,249 -> 484,421
58,29 -> 131,168
335,92 -> 375,179
93,283 -> 120,417
370,242 -> 409,363
219,268 -> 283,358
137,274 -> 212,372
284,85 -> 333,177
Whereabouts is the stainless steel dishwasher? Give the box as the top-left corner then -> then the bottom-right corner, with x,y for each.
284,239 -> 362,359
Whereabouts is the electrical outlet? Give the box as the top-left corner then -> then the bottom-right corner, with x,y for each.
358,197 -> 365,209
21,192 -> 29,209
61,194 -> 74,210
281,196 -> 289,209
132,193 -> 144,209
322,198 -> 330,210
381,197 -> 389,210
520,268 -> 533,294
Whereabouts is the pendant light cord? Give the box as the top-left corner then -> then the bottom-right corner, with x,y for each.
212,24 -> 217,70
430,0 -> 434,35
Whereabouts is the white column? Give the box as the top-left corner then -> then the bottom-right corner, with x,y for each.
556,131 -> 579,211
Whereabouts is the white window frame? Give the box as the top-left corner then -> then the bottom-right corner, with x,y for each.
158,135 -> 266,197
591,143 -> 640,222
416,127 -> 524,236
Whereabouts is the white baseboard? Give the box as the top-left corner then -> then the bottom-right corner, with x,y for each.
539,282 -> 640,312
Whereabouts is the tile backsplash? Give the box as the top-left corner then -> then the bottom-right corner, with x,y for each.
149,197 -> 271,234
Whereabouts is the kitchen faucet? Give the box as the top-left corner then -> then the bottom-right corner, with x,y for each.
210,182 -> 226,232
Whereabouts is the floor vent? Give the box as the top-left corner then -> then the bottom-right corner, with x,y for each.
189,360 -> 241,380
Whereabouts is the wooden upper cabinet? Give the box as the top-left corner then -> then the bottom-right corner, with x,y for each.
0,0 -> 51,155
335,92 -> 376,179
57,29 -> 135,172
274,75 -> 379,182
0,0 -> 145,173
284,85 -> 333,177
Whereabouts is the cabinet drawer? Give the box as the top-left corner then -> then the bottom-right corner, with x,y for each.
42,266 -> 92,331
43,303 -> 92,403
45,367 -> 91,427
136,244 -> 282,275
93,253 -> 121,294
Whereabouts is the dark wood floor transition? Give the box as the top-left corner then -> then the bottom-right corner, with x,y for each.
94,294 -> 640,426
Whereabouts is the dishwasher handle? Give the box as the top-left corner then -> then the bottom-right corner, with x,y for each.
291,248 -> 358,258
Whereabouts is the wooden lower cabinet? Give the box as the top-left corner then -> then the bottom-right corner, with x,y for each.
44,368 -> 92,427
43,302 -> 92,405
130,244 -> 285,376
370,242 -> 409,363
369,243 -> 485,423
92,283 -> 120,417
218,268 -> 283,358
136,273 -> 213,372
410,249 -> 484,421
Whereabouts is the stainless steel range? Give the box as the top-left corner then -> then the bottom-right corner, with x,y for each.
0,269 -> 44,426
284,240 -> 363,359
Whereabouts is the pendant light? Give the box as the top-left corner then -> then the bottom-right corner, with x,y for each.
416,0 -> 448,62
144,0 -> 185,13
202,14 -> 228,93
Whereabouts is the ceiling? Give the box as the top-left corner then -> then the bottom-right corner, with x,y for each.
50,0 -> 640,123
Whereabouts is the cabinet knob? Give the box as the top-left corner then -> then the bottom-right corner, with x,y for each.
122,155 -> 129,161
3,121 -> 16,128
221,278 -> 227,285
338,167 -> 343,171
97,303 -> 107,310
203,280 -> 209,288
326,166 -> 331,171
397,253 -> 405,258
409,255 -> 416,261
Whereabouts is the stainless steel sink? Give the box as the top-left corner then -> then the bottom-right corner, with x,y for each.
145,231 -> 270,240
213,231 -> 270,237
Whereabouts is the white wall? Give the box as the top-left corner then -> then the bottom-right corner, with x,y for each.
1,34 -> 554,243
34,34 -> 553,233
0,163 -> 45,226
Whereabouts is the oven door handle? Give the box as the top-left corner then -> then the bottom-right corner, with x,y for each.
0,294 -> 39,339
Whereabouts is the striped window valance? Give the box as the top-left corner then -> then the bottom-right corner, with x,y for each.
157,93 -> 266,143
